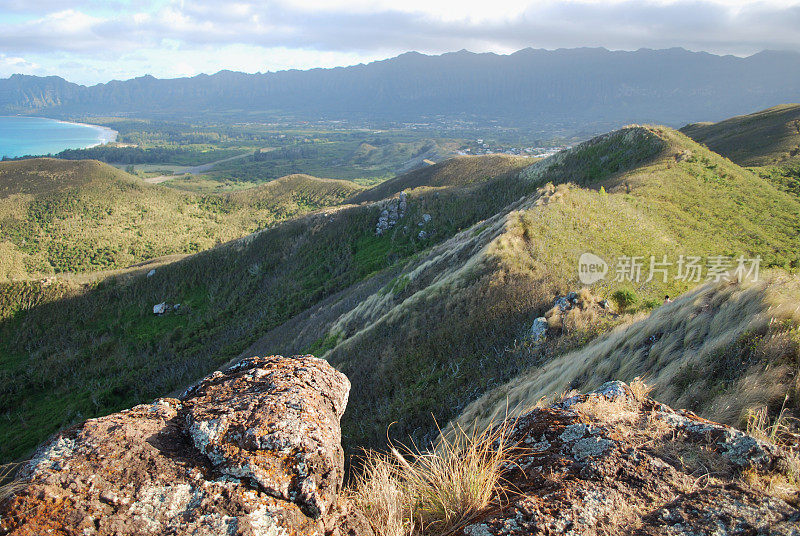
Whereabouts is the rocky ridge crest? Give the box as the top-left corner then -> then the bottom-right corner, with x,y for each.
1,358 -> 798,535
0,355 -> 369,536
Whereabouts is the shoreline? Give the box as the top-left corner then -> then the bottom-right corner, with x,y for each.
52,118 -> 119,146
0,115 -> 119,157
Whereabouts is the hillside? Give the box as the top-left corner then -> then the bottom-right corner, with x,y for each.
0,152 -> 538,462
681,103 -> 800,166
226,173 -> 364,210
347,155 -> 532,204
1,125 -> 798,465
455,274 -> 800,433
0,159 -> 362,279
4,48 -> 800,133
238,125 -> 800,451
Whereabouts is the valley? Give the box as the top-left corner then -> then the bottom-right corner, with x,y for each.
0,108 -> 798,472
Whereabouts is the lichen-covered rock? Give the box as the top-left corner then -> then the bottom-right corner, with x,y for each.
0,355 -> 368,536
182,356 -> 350,519
462,381 -> 800,536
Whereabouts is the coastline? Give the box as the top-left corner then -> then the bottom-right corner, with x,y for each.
0,116 -> 119,157
52,118 -> 119,146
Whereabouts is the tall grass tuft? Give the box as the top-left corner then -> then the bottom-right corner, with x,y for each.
351,421 -> 518,536
629,376 -> 653,402
0,463 -> 23,503
746,396 -> 797,445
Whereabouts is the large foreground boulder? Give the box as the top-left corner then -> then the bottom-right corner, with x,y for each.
462,382 -> 800,535
0,355 -> 371,536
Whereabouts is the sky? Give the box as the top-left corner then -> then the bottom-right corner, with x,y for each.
1,0 -> 799,84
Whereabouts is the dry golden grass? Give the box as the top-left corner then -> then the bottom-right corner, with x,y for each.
350,452 -> 411,536
0,463 -> 23,503
741,397 -> 800,501
742,464 -> 800,503
350,421 -> 519,536
629,377 -> 653,402
746,399 -> 796,444
455,274 -> 800,434
654,440 -> 733,489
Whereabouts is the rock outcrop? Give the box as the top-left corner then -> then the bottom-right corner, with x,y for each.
462,381 -> 800,535
374,192 -> 407,235
0,355 -> 371,536
3,358 -> 797,535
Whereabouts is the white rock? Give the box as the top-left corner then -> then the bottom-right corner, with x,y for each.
529,317 -> 548,342
153,302 -> 168,315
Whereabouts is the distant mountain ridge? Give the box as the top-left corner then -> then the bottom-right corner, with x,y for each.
3,48 -> 800,133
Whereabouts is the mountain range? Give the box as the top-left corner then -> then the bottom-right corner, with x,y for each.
4,48 -> 800,134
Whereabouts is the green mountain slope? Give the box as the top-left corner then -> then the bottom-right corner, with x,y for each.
347,155 -> 532,204
239,126 -> 800,451
0,159 -> 362,279
1,126 -> 798,463
0,154 -> 538,462
680,103 -> 800,167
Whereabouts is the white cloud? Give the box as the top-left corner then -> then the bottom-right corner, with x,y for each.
0,0 -> 799,82
0,53 -> 41,77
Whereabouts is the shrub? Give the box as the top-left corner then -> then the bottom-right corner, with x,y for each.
611,288 -> 639,311
643,298 -> 662,310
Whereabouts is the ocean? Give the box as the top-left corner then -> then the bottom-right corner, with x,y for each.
0,116 -> 118,159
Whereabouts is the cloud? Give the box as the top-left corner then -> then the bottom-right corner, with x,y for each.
0,0 -> 799,81
0,53 -> 41,77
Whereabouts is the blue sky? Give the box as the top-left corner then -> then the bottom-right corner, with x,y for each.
1,0 -> 799,84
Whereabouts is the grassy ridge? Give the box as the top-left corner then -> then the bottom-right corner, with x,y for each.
455,274 -> 800,434
2,126 -> 798,464
347,155 -> 532,204
0,159 -> 362,279
681,103 -> 800,167
0,157 -> 530,462
239,126 -> 800,452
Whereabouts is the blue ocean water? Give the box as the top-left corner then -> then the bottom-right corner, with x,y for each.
0,116 -> 117,159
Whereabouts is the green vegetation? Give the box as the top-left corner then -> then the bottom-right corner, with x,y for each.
754,163 -> 800,199
0,154 -> 528,462
210,138 -> 459,183
1,120 -> 798,471
0,159 -> 362,279
611,288 -> 638,311
54,146 -> 245,166
243,126 -> 800,453
348,155 -> 532,204
681,103 -> 800,167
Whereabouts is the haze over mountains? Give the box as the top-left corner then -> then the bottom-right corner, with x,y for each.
4,48 -> 800,134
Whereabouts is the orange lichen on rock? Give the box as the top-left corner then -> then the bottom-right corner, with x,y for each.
460,382 -> 798,536
0,355 -> 370,536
